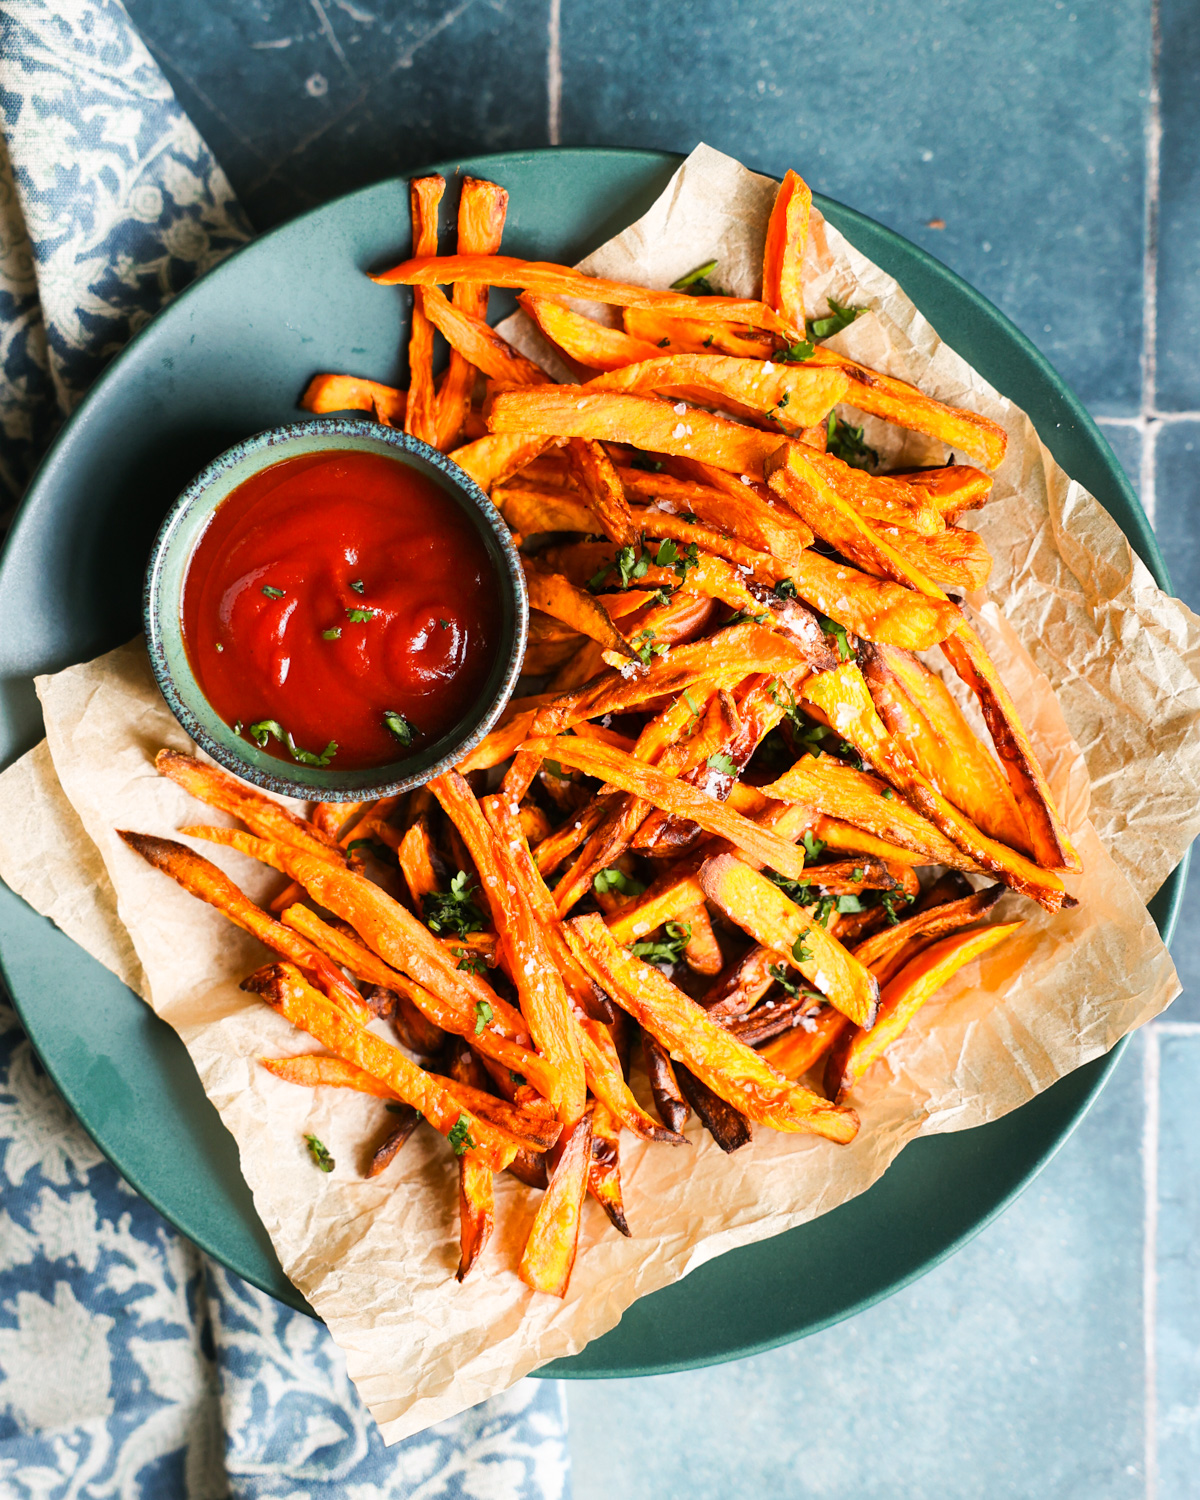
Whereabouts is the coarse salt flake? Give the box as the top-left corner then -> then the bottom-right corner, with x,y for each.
740,474 -> 753,486
674,402 -> 688,415
672,423 -> 687,439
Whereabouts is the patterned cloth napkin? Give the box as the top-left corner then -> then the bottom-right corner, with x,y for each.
0,2 -> 572,1494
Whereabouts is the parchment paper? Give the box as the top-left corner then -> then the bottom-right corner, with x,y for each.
0,144 -> 1197,1442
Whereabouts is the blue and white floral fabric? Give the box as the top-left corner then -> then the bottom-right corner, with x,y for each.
0,3 -> 572,1495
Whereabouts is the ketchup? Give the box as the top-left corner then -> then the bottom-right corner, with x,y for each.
181,450 -> 501,770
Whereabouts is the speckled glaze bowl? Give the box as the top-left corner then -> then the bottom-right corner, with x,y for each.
144,418 -> 528,800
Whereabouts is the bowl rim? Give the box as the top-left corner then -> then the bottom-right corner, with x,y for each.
143,416 -> 528,800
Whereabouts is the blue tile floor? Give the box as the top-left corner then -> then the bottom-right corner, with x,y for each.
100,0 -> 1200,1493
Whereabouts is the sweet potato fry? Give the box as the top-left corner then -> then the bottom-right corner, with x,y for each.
825,921 -> 1024,1101
623,307 -> 777,358
564,438 -> 637,544
155,750 -> 342,862
437,176 -> 508,449
798,449 -> 946,535
806,347 -> 1008,469
450,432 -> 554,491
260,1053 -> 392,1095
889,524 -> 993,592
457,1154 -> 495,1281
575,1012 -> 686,1143
703,944 -> 778,1018
300,373 -> 407,426
533,801 -> 610,875
430,770 -> 588,1124
520,735 -> 811,880
421,286 -> 546,388
762,168 -> 812,332
244,962 -> 517,1170
759,758 -> 978,869
813,817 -> 931,867
566,915 -> 858,1142
522,558 -> 636,660
520,293 -> 662,371
800,662 -> 1069,910
675,1064 -> 752,1152
592,354 -> 848,431
759,1007 -> 849,1080
436,1076 -> 562,1153
698,855 -> 880,1028
858,642 -> 1031,854
850,885 -> 1005,969
118,830 -> 369,1020
373,253 -> 795,334
494,481 -> 596,535
368,1106 -> 421,1176
680,901 -> 724,975
588,1100 -> 630,1235
404,176 -> 445,446
314,801 -> 369,841
893,464 -> 993,523
396,820 -> 441,907
642,1030 -> 690,1134
519,1109 -> 594,1297
489,388 -> 782,477
787,550 -> 962,650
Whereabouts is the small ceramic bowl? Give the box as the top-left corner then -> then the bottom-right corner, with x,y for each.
144,418 -> 528,800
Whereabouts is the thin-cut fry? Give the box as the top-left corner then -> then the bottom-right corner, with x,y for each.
592,354 -> 848,431
566,915 -> 859,1142
119,830 -> 369,1020
564,438 -> 637,544
457,1154 -> 494,1281
675,1064 -> 752,1152
519,1109 -> 594,1297
623,306 -> 776,358
437,176 -> 508,449
260,1053 -> 392,1094
373,253 -> 796,334
762,168 -> 812,332
588,1101 -> 630,1235
893,464 -> 993,523
397,820 -> 441,907
825,922 -> 1024,1101
889,524 -> 993,592
451,432 -> 553,491
300,374 -> 407,426
520,293 -> 662,371
642,1030 -> 690,1134
522,558 -> 636,659
404,175 -> 445,446
698,854 -> 880,1028
368,1106 -> 421,1176
421,286 -> 546,387
798,448 -> 946,535
851,885 -> 1004,969
759,1008 -> 849,1080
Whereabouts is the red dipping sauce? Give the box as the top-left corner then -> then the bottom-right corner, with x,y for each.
182,450 -> 501,770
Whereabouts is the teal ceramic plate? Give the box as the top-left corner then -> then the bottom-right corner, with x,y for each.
0,149 -> 1182,1380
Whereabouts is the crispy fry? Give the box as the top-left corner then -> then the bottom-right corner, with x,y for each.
451,432 -> 553,491
575,1012 -> 686,1143
675,1064 -> 752,1152
680,901 -> 724,974
564,438 -> 637,544
787,550 -> 962,650
373,253 -> 795,334
893,464 -> 993,523
437,176 -> 509,449
622,306 -> 777,358
260,1053 -> 392,1094
489,388 -> 782,477
457,1154 -> 495,1281
642,1030 -> 690,1134
421,286 -> 546,388
300,374 -> 407,426
315,801 -> 368,841
495,481 -> 597,535
244,962 -> 517,1170
759,1007 -> 849,1080
825,922 -> 1024,1101
588,1100 -> 630,1235
368,1107 -> 421,1176
703,944 -> 778,1018
851,885 -> 1005,969
859,642 -> 1032,854
798,449 -> 946,535
592,354 -> 848,431
522,558 -> 636,659
800,662 -> 1068,910
519,1109 -> 594,1297
119,830 -> 370,1020
155,750 -> 343,862
404,176 -> 445,446
762,169 -> 812,332
520,293 -> 662,371
397,820 -> 441,907
568,915 -> 858,1142
521,734 -> 811,880
698,854 -> 880,1028
889,524 -> 993,592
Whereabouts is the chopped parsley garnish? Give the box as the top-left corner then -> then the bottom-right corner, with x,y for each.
594,867 -> 646,898
817,612 -> 853,661
247,720 -> 337,766
346,606 -> 376,622
792,929 -> 814,964
474,999 -> 494,1035
447,1114 -> 475,1157
767,869 -> 814,905
423,871 -> 485,937
802,831 -> 827,862
808,296 -> 866,341
631,628 -> 669,666
671,259 -> 720,295
768,962 -> 804,999
630,920 -> 692,965
774,578 -> 798,600
509,1071 -> 526,1086
881,890 -> 916,925
383,710 -> 418,746
835,893 -> 865,914
543,759 -> 568,778
724,609 -> 770,627
305,1134 -> 335,1172
683,689 -> 703,720
261,585 -> 285,600
346,838 -> 377,855
781,338 -> 816,363
349,579 -> 365,594
657,337 -> 670,348
439,618 -> 450,629
455,948 -> 488,975
826,412 -> 878,471
653,538 -> 680,570
881,788 -> 895,801
702,334 -> 714,348
630,455 -> 663,473
706,752 -> 737,777
215,642 -> 224,652
322,627 -> 342,640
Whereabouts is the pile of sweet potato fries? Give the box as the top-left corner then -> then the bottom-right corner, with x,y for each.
120,168 -> 1080,1298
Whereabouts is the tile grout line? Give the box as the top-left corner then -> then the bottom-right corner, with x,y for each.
1140,0 -> 1163,526
1145,1027 -> 1160,1500
547,0 -> 562,145
1101,412 -> 1200,426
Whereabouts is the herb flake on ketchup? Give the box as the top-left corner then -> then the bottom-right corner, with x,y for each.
182,450 -> 501,771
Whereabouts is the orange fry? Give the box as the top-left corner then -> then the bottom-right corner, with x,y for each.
421,286 -> 546,387
260,1053 -> 393,1095
396,820 -> 441,907
404,175 -> 445,446
300,374 -> 407,426
457,1154 -> 494,1281
520,293 -> 662,371
437,176 -> 509,449
893,464 -> 993,523
799,449 -> 946,536
565,915 -> 858,1143
450,432 -> 554,491
762,169 -> 812,331
825,922 -> 1024,1101
522,558 -> 636,660
564,438 -> 637,545
519,1109 -> 594,1297
851,885 -> 1005,969
592,354 -> 848,431
588,1100 -> 630,1236
759,1006 -> 849,1081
